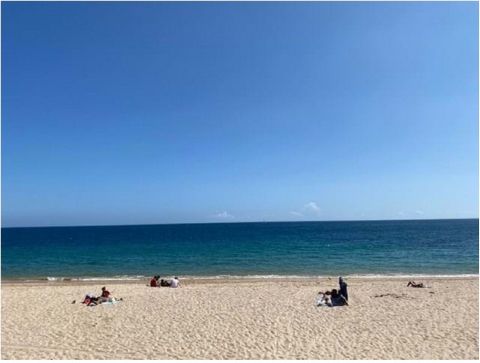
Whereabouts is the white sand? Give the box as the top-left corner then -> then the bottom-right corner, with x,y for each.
1,277 -> 478,359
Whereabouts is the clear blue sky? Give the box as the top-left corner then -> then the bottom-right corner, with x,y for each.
2,2 -> 478,227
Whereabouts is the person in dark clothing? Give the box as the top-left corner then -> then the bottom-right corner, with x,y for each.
407,281 -> 425,288
339,276 -> 348,302
160,279 -> 170,287
330,289 -> 348,306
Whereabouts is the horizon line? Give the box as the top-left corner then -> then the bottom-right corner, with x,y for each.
2,217 -> 478,229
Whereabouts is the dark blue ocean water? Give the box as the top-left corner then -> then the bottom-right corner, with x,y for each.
1,219 -> 478,280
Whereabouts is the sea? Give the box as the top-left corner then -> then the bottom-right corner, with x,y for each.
1,219 -> 478,281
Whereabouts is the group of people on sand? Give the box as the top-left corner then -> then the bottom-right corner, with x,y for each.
315,277 -> 428,307
317,277 -> 349,307
80,286 -> 122,306
75,276 -> 426,308
150,275 -> 180,288
76,276 -> 180,306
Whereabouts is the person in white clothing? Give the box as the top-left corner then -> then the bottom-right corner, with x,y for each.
316,291 -> 331,307
170,276 -> 180,288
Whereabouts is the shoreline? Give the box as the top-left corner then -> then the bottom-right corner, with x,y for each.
2,274 -> 478,287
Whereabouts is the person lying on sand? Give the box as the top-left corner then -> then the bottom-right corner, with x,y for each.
81,294 -> 99,306
407,281 -> 425,288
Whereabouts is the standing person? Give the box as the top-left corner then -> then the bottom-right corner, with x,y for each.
339,277 -> 348,302
170,276 -> 180,288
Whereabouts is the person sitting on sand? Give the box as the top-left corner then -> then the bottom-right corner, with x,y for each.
101,286 -> 110,298
100,287 -> 123,303
330,289 -> 348,306
97,286 -> 111,302
160,279 -> 170,287
407,281 -> 425,288
339,276 -> 348,302
150,275 -> 160,287
170,276 -> 180,288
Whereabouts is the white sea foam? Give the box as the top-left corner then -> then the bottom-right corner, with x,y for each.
46,276 -> 146,282
342,273 -> 479,279
39,273 -> 479,282
78,278 -> 136,281
183,273 -> 479,280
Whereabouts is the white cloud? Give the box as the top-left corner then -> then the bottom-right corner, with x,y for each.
290,201 -> 321,219
304,201 -> 320,214
415,210 -> 424,215
213,211 -> 234,219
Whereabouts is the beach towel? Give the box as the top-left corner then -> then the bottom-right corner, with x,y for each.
100,302 -> 119,307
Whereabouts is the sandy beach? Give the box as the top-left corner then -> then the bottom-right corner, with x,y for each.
1,277 -> 478,359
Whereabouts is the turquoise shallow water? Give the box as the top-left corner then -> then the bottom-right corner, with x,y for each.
2,219 -> 478,280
